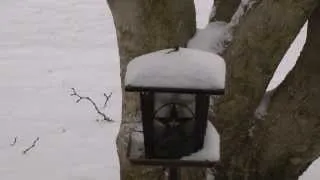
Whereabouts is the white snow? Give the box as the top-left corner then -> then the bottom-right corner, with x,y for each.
194,0 -> 213,28
266,22 -> 307,91
181,121 -> 220,161
189,0 -> 253,54
0,0 -> 121,180
125,48 -> 226,90
206,169 -> 215,180
300,158 -> 320,180
188,22 -> 232,54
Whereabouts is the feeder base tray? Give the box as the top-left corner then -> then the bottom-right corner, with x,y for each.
127,132 -> 218,168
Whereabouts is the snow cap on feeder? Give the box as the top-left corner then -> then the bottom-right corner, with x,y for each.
125,47 -> 225,159
125,48 -> 225,93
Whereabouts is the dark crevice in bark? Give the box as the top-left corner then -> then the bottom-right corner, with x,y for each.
210,0 -> 241,22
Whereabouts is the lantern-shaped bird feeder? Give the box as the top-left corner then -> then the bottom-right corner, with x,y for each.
125,48 -> 225,165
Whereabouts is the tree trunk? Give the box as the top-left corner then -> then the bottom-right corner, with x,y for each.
216,4 -> 320,179
257,4 -> 320,179
107,0 -> 320,179
212,0 -> 319,179
106,0 -> 202,179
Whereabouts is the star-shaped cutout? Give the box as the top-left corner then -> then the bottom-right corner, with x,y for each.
154,104 -> 193,128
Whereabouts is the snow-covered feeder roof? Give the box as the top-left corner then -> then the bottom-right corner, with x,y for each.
125,48 -> 226,94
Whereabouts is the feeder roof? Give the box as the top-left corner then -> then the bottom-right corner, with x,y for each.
125,48 -> 225,94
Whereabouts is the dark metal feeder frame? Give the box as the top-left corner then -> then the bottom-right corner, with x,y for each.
125,86 -> 224,161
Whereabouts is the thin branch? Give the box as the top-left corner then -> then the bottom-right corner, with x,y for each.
103,92 -> 112,108
70,88 -> 113,122
10,136 -> 18,146
22,137 -> 40,154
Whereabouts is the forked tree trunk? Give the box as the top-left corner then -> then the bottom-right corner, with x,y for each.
217,4 -> 320,179
257,5 -> 320,179
107,0 -> 319,179
214,1 -> 319,180
106,0 -> 201,179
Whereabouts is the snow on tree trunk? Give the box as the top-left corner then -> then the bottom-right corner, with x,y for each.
106,0 -> 204,179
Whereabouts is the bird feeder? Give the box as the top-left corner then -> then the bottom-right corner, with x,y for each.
125,48 -> 225,162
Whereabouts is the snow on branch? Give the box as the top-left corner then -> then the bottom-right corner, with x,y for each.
22,137 -> 40,154
70,88 -> 113,122
188,0 -> 256,54
229,0 -> 256,27
188,22 -> 232,54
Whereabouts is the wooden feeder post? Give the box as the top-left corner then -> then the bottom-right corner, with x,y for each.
168,168 -> 179,180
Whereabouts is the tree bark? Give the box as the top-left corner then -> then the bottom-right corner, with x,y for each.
210,0 -> 241,22
257,4 -> 320,179
213,0 -> 319,179
107,0 -> 320,179
107,0 -> 201,179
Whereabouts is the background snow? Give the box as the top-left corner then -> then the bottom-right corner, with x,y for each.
194,0 -> 213,28
0,0 -> 121,179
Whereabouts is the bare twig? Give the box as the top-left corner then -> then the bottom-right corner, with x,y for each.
103,92 -> 112,108
10,136 -> 18,146
70,88 -> 113,122
22,137 -> 40,154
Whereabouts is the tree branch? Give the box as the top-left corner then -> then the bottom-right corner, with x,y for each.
70,88 -> 113,122
22,137 -> 40,154
103,92 -> 112,108
216,0 -> 318,137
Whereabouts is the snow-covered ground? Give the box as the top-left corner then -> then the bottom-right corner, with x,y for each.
0,0 -> 318,179
0,0 -> 121,179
